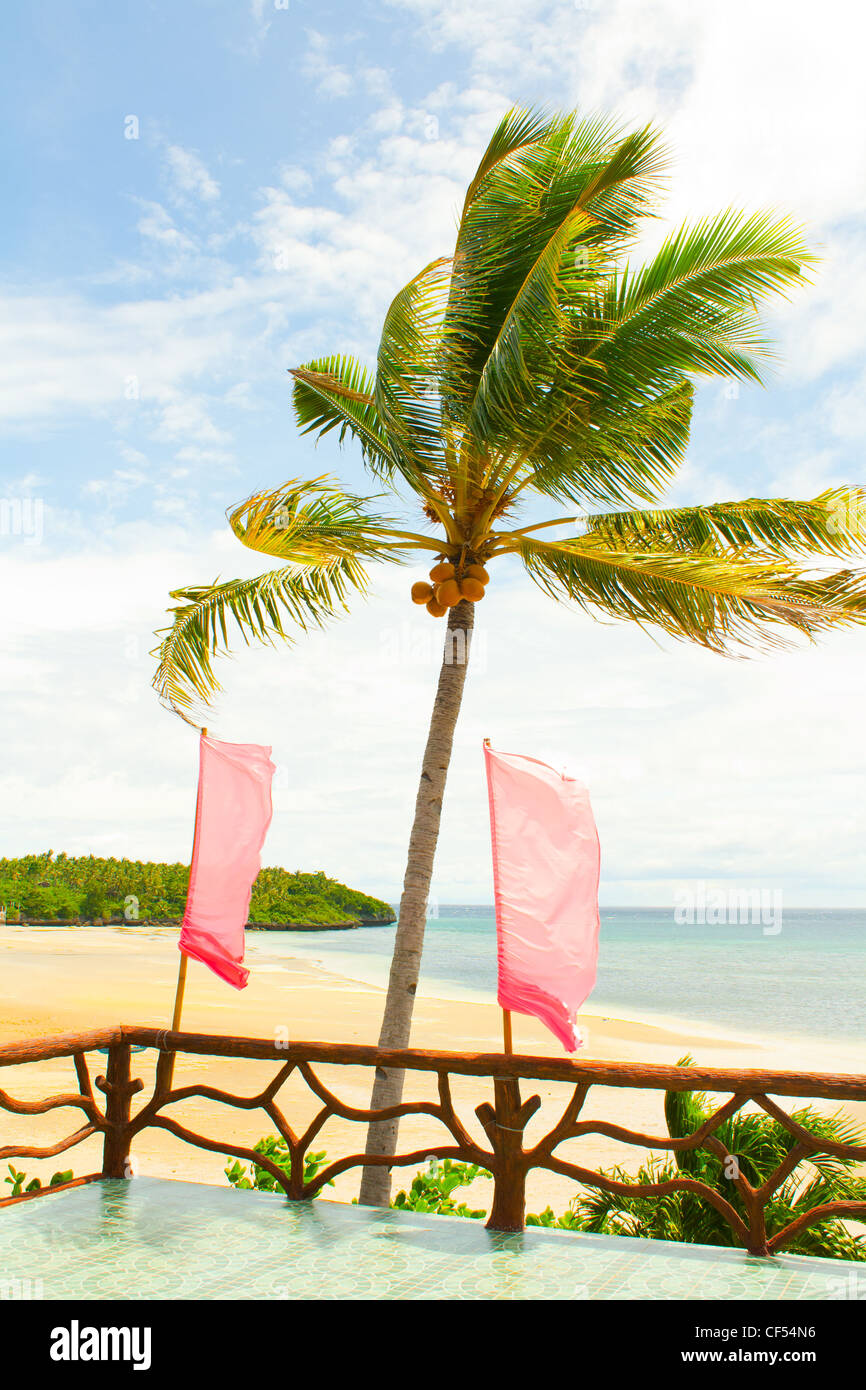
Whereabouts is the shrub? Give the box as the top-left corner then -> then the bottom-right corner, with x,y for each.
224,1138 -> 332,1195
4,1164 -> 73,1197
390,1159 -> 491,1218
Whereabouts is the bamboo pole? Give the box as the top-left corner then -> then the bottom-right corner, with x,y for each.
158,727 -> 206,1091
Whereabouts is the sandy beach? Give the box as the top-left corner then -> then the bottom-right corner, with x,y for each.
1,925 -> 864,1215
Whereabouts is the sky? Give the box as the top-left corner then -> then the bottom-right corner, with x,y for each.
1,0 -> 864,907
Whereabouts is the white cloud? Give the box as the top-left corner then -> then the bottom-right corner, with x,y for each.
152,395 -> 231,445
776,228 -> 866,382
278,165 -> 313,194
303,31 -> 354,98
823,370 -> 866,442
1,470 -> 47,493
83,468 -> 148,503
117,444 -> 148,467
0,282 -> 269,438
249,0 -> 270,27
135,200 -> 198,255
164,144 -> 220,203
224,381 -> 255,410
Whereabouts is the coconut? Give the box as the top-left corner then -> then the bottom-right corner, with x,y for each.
434,578 -> 462,607
429,561 -> 456,582
460,577 -> 486,601
426,598 -> 448,617
466,563 -> 489,585
411,581 -> 434,604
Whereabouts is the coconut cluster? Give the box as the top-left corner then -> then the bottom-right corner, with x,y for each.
411,561 -> 490,616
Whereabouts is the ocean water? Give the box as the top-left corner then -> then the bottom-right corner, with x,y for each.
252,905 -> 866,1046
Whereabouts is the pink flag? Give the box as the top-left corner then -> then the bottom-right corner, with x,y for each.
179,734 -> 275,989
484,743 -> 600,1052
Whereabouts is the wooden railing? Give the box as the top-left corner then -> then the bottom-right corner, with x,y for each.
1,1025 -> 865,1255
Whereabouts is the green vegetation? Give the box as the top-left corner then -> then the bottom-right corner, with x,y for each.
4,1165 -> 73,1197
0,851 -> 394,927
224,1139 -> 332,1194
390,1160 -> 491,1218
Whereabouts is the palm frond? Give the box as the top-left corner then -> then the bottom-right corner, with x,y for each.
228,475 -> 408,564
444,113 -> 669,438
459,106 -> 555,220
516,533 -> 866,652
152,559 -> 367,721
375,257 -> 452,479
586,210 -> 816,395
290,354 -> 394,476
521,379 -> 695,508
584,488 -> 866,558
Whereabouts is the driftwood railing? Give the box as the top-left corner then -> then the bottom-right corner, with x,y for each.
1,1026 -> 865,1255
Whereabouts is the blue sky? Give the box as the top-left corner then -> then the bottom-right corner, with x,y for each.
1,0 -> 864,906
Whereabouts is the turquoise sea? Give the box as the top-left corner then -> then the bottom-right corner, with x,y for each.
253,906 -> 866,1046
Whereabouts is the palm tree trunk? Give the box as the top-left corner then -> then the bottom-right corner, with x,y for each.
358,598 -> 475,1206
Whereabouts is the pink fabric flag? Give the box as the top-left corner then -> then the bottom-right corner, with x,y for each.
484,742 -> 600,1052
178,734 -> 275,989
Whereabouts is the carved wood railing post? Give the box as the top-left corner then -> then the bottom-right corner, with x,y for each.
97,1043 -> 143,1178
702,1132 -> 769,1256
153,1049 -> 174,1099
477,1077 -> 541,1232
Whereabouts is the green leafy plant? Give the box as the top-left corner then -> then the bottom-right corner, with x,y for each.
4,1164 -> 73,1197
224,1138 -> 332,1195
526,1205 -> 582,1230
390,1159 -> 492,1218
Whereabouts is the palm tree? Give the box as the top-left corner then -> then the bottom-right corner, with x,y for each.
558,1058 -> 866,1260
153,109 -> 866,1207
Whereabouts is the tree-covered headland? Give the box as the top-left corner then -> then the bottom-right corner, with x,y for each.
0,852 -> 395,928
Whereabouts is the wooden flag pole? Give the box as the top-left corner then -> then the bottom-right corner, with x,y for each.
169,953 -> 188,1033
158,727 -> 206,1091
170,724 -> 206,1033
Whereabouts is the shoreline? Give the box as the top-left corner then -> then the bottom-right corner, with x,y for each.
3,920 -> 864,1071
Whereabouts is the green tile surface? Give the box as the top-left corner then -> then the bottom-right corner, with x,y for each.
0,1178 -> 859,1300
